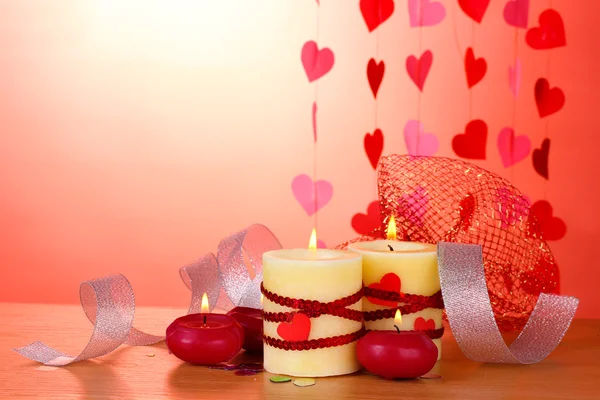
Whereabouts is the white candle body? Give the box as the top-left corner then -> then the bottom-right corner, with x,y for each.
262,249 -> 362,377
348,240 -> 442,360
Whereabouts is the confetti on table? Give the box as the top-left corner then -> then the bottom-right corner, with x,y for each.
420,373 -> 442,379
237,363 -> 264,371
208,363 -> 239,371
293,378 -> 316,387
270,376 -> 292,383
146,354 -> 155,357
235,370 -> 258,376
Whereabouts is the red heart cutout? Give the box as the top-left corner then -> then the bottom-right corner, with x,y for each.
364,129 -> 384,169
414,317 -> 436,331
367,58 -> 385,98
406,50 -> 433,91
360,0 -> 395,32
277,312 -> 311,342
535,78 -> 565,118
367,273 -> 401,307
529,200 -> 566,241
526,9 -> 566,50
464,47 -> 487,88
452,119 -> 488,160
532,138 -> 550,179
458,0 -> 490,23
352,201 -> 381,235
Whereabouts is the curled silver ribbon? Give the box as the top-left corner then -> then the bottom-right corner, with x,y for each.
438,242 -> 579,364
14,224 -> 281,366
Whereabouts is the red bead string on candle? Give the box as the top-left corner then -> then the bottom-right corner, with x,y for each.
261,283 -> 364,351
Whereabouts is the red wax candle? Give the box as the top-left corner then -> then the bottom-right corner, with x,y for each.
357,312 -> 438,379
226,306 -> 263,353
166,313 -> 244,365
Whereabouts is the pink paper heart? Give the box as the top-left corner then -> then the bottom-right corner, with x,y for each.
403,120 -> 439,156
291,174 -> 333,216
503,0 -> 529,29
408,0 -> 446,27
301,41 -> 335,83
312,102 -> 317,142
400,186 -> 428,227
497,127 -> 531,167
317,239 -> 327,249
508,58 -> 522,99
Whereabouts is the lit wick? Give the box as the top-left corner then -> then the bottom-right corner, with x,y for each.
203,315 -> 207,327
394,325 -> 401,333
394,309 -> 402,333
387,244 -> 395,251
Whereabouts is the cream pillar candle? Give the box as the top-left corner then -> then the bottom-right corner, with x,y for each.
262,237 -> 363,377
348,218 -> 443,360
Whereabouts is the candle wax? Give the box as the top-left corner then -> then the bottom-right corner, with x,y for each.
226,306 -> 263,353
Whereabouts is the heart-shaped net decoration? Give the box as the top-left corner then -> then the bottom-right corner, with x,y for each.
338,155 -> 560,331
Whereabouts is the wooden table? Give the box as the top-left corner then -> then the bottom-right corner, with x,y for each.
1,303 -> 598,399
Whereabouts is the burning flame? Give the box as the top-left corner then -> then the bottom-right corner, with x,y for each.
308,228 -> 318,250
394,309 -> 402,326
386,215 -> 397,240
201,292 -> 209,313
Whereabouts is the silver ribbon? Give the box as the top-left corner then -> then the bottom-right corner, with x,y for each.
14,224 -> 281,366
438,242 -> 579,364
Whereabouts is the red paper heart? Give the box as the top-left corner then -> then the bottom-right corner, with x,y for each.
367,58 -> 385,98
352,201 -> 381,235
458,0 -> 490,23
452,119 -> 488,160
526,9 -> 566,50
406,50 -> 433,91
367,273 -> 401,307
535,78 -> 564,118
464,47 -> 487,88
364,129 -> 384,169
277,312 -> 311,342
532,138 -> 550,179
360,0 -> 395,32
414,317 -> 436,331
529,200 -> 566,241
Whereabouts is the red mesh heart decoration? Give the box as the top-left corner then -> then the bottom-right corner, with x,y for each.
337,155 -> 560,332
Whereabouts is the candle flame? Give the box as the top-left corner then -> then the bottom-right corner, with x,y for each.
386,215 -> 397,240
201,292 -> 209,313
394,309 -> 402,325
308,228 -> 318,250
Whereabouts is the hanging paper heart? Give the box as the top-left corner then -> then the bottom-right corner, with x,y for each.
535,78 -> 565,118
277,312 -> 311,342
408,0 -> 446,27
367,58 -> 385,98
414,317 -> 436,331
526,9 -> 566,50
403,120 -> 439,156
360,0 -> 395,32
291,174 -> 333,216
529,200 -> 566,241
367,273 -> 401,307
406,50 -> 433,91
400,186 -> 428,227
458,0 -> 490,23
312,102 -> 317,142
497,127 -> 531,168
465,47 -> 487,88
352,201 -> 380,235
508,58 -> 522,99
503,0 -> 529,29
532,138 -> 550,179
317,239 -> 327,249
301,41 -> 335,83
452,119 -> 488,160
364,129 -> 384,169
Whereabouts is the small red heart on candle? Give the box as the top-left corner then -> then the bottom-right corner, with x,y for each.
367,273 -> 401,307
414,317 -> 436,331
277,312 -> 311,342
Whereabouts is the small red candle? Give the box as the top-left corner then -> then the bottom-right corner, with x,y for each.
166,293 -> 244,365
357,310 -> 438,379
226,305 -> 263,353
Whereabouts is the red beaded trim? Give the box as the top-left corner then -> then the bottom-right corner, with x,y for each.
263,328 -> 366,351
363,288 -> 444,321
261,283 -> 363,323
365,328 -> 444,340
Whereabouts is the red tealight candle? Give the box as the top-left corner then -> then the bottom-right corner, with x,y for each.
226,305 -> 263,353
166,293 -> 244,365
357,310 -> 438,379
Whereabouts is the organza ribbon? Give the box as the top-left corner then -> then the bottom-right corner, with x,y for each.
14,224 -> 281,366
438,242 -> 579,364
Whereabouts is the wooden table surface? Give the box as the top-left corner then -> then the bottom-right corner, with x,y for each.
1,303 -> 598,400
